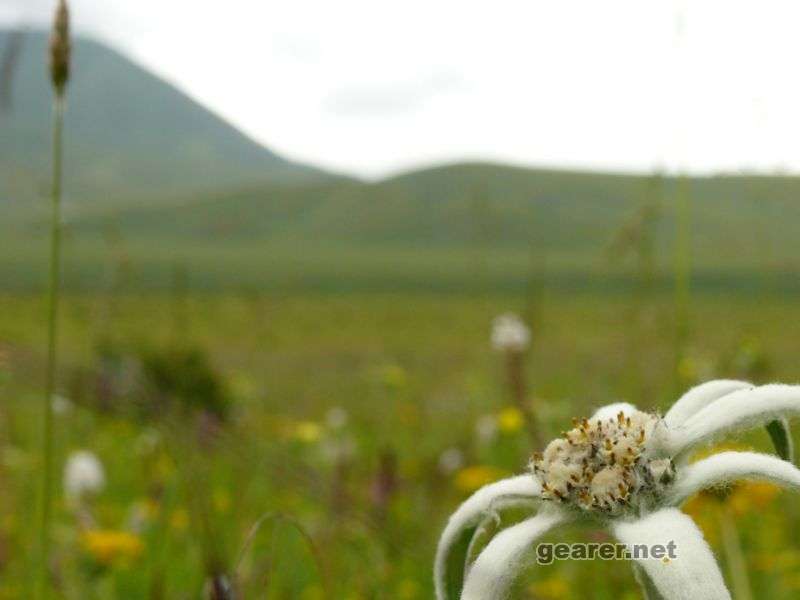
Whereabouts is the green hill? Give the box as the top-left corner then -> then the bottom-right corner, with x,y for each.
69,161 -> 800,266
0,29 -> 331,210
0,161 -> 792,294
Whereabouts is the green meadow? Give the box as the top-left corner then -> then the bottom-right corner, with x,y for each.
2,284 -> 800,598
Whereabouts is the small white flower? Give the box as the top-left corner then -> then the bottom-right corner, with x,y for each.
438,447 -> 465,475
474,414 -> 498,446
436,380 -> 800,600
326,406 -> 349,430
51,394 -> 73,416
320,437 -> 356,464
490,314 -> 530,353
64,450 -> 105,502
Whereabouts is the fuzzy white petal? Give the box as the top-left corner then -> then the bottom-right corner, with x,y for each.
664,380 -> 753,428
612,508 -> 730,600
668,451 -> 800,505
670,384 -> 800,455
460,508 -> 566,600
591,402 -> 638,421
434,474 -> 541,600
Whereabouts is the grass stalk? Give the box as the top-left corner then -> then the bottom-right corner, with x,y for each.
672,175 -> 692,394
39,4 -> 70,593
37,92 -> 65,600
507,350 -> 541,447
717,505 -> 754,600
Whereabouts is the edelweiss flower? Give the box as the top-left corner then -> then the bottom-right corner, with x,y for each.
435,380 -> 800,600
491,314 -> 530,353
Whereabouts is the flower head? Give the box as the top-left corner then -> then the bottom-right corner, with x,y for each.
491,314 -> 530,353
64,450 -> 105,502
81,529 -> 143,566
326,406 -> 349,430
436,380 -> 800,600
532,408 -> 672,515
438,447 -> 465,475
474,414 -> 498,445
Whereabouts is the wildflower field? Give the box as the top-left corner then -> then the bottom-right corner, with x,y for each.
2,288 -> 800,598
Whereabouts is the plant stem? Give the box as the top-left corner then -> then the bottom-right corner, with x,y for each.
507,350 -> 541,447
718,506 -> 753,600
38,94 -> 65,599
673,175 -> 691,394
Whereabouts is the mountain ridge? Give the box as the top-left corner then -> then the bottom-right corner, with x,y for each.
0,28 -> 337,205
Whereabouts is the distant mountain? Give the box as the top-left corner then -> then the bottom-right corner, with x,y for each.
0,29 -> 333,208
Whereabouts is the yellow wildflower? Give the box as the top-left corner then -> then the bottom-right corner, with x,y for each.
529,576 -> 570,599
81,530 -> 143,566
455,466 -> 508,493
294,421 -> 322,443
497,406 -> 524,434
729,481 -> 780,517
690,442 -> 752,463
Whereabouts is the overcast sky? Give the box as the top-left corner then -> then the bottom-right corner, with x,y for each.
3,0 -> 800,179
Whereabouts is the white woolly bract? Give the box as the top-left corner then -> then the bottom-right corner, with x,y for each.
611,508 -> 731,600
64,450 -> 105,500
459,509 -> 565,600
668,451 -> 800,506
670,384 -> 800,455
663,379 -> 753,428
434,474 -> 540,600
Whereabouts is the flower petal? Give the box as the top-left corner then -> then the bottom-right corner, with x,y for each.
434,474 -> 540,600
460,508 -> 566,600
664,380 -> 753,428
611,508 -> 730,600
668,450 -> 800,505
669,384 -> 800,456
592,402 -> 638,421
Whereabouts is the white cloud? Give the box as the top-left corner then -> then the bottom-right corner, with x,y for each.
3,0 -> 800,178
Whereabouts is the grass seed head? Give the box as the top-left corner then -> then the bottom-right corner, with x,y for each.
49,0 -> 71,95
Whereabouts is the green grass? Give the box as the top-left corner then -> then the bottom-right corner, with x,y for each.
2,289 -> 800,598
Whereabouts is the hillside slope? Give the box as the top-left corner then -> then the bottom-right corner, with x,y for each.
3,161 -> 800,292
0,29 -> 329,207
67,162 -> 800,267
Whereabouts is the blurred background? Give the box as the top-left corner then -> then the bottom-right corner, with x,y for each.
2,1 -> 800,598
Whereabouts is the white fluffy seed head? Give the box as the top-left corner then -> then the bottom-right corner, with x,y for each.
491,313 -> 531,353
64,450 -> 105,501
531,409 -> 674,516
